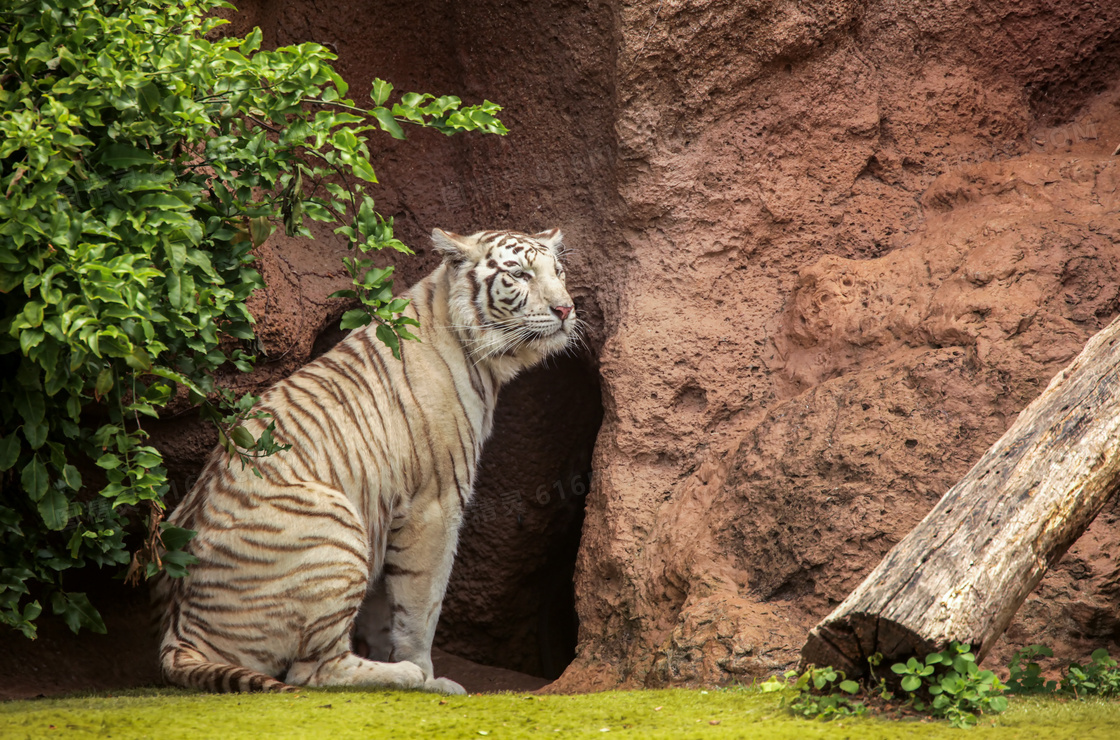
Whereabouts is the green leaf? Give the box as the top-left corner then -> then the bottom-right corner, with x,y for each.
132,448 -> 163,467
23,419 -> 47,450
19,329 -> 45,354
24,301 -> 44,327
165,271 -> 183,308
21,457 -> 49,501
371,108 -> 406,140
376,323 -> 401,359
332,127 -> 359,153
240,26 -> 263,54
0,435 -> 19,471
838,680 -> 860,695
95,367 -> 113,398
159,524 -> 196,552
37,488 -> 71,530
60,465 -> 82,491
124,347 -> 151,371
370,78 -> 393,106
249,216 -> 274,247
339,308 -> 371,330
161,549 -> 199,579
351,158 -> 378,183
901,675 -> 922,692
95,453 -> 122,470
0,268 -> 25,294
136,81 -> 162,113
51,591 -> 106,635
98,143 -> 158,169
165,241 -> 186,271
230,425 -> 256,449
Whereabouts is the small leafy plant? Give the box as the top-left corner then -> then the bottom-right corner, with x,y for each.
1006,644 -> 1120,698
892,643 -> 1008,728
765,665 -> 866,721
1006,644 -> 1058,694
1063,648 -> 1120,698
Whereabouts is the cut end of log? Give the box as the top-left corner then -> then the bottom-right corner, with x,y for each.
799,614 -> 938,678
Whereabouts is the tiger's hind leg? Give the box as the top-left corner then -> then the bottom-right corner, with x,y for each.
161,480 -> 424,693
257,483 -> 425,691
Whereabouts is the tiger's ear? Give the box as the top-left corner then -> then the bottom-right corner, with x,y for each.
533,229 -> 565,255
432,228 -> 478,266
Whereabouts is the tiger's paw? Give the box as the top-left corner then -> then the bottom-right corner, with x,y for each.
423,676 -> 467,695
389,660 -> 427,689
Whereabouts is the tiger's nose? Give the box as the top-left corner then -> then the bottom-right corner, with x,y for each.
551,305 -> 574,321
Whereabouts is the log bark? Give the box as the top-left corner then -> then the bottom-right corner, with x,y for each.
800,317 -> 1120,676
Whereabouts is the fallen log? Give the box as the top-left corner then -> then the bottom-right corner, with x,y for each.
800,317 -> 1120,676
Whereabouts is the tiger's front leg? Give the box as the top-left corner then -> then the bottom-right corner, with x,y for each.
382,495 -> 467,695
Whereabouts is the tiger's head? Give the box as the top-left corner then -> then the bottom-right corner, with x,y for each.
433,228 -> 577,379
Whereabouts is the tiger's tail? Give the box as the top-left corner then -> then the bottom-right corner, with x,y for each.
161,645 -> 294,693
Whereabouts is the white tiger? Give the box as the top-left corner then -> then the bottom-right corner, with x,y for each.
153,228 -> 577,693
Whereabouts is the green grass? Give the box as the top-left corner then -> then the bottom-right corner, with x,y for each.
3,686 -> 1120,739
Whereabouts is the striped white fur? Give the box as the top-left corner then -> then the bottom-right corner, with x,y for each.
153,229 -> 576,694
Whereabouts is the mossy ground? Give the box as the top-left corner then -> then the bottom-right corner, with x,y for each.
2,686 -> 1120,739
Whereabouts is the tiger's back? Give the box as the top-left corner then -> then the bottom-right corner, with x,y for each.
155,228 -> 576,693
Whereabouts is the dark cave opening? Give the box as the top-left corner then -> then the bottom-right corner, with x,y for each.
435,351 -> 603,681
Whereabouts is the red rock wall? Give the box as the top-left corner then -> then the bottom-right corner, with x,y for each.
561,0 -> 1120,690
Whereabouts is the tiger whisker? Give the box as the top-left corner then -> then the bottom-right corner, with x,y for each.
471,329 -> 528,362
469,326 -> 539,366
440,315 -> 548,331
441,319 -> 523,329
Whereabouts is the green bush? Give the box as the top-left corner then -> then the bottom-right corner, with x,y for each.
0,0 -> 505,638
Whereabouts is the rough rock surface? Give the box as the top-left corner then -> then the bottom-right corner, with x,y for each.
7,0 -> 1120,697
562,0 -> 1120,690
560,0 -> 1120,685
